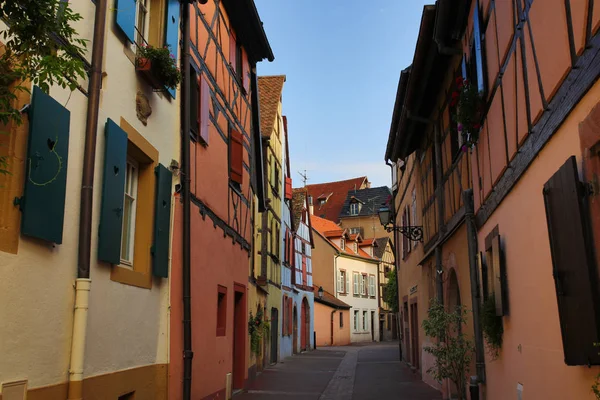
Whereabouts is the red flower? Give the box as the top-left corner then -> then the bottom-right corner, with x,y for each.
451,91 -> 459,98
455,76 -> 463,85
474,123 -> 481,130
463,79 -> 469,85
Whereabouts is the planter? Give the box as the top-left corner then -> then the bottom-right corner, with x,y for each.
135,57 -> 163,90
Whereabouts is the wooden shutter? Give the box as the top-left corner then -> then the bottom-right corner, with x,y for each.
229,30 -> 236,69
543,156 -> 600,366
164,0 -> 180,98
229,129 -> 243,184
402,211 -> 408,259
242,52 -> 250,93
346,273 -> 350,294
20,86 -> 70,244
477,252 -> 488,301
492,235 -> 508,316
98,119 -> 128,265
285,177 -> 293,200
199,74 -> 210,145
114,0 -> 136,43
152,164 -> 172,278
353,273 -> 359,294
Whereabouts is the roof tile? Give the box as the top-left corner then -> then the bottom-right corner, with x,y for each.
304,177 -> 369,221
258,75 -> 285,138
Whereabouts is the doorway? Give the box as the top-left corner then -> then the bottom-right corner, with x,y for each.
371,311 -> 375,341
301,297 -> 310,350
232,284 -> 246,389
403,301 -> 410,362
292,305 -> 298,354
270,308 -> 278,364
410,302 -> 419,369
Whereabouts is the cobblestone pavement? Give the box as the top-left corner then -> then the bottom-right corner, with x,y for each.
235,342 -> 442,400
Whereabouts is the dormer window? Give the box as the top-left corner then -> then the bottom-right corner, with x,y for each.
350,202 -> 359,215
341,239 -> 345,250
319,199 -> 326,206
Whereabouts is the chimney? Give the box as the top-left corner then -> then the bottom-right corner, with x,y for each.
308,195 -> 314,215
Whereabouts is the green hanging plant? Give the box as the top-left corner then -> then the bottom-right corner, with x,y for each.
481,295 -> 503,359
450,76 -> 484,152
248,308 -> 266,355
136,44 -> 181,90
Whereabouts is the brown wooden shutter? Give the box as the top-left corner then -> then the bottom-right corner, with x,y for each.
229,30 -> 236,69
199,74 -> 210,145
492,235 -> 508,316
543,156 -> 600,366
229,129 -> 243,184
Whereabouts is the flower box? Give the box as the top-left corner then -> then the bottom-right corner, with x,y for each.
135,57 -> 164,90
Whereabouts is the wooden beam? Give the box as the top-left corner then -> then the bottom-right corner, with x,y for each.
476,33 -> 600,228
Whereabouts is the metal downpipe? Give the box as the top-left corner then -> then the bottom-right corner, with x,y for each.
68,0 -> 107,397
181,1 -> 193,399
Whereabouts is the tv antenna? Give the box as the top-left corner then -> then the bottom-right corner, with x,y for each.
298,170 -> 309,187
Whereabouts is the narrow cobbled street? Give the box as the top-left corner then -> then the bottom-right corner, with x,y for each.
238,343 -> 441,400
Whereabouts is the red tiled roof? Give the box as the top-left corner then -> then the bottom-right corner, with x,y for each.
311,215 -> 344,236
304,177 -> 369,221
258,75 -> 285,138
312,216 -> 377,261
313,285 -> 352,309
360,238 -> 376,246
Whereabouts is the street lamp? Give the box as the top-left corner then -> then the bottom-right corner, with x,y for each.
378,206 -> 424,242
318,286 -> 324,299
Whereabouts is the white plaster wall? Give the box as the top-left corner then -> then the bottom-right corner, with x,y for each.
335,257 -> 379,343
0,1 -> 178,390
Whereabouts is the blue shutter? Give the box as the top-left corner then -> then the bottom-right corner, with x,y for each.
98,119 -> 128,264
165,0 -> 180,98
473,0 -> 485,93
115,0 -> 136,43
152,164 -> 172,278
461,57 -> 467,80
20,86 -> 70,243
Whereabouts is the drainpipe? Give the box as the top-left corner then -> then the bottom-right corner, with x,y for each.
68,0 -> 107,398
181,0 -> 193,399
433,125 -> 445,303
463,189 -> 486,384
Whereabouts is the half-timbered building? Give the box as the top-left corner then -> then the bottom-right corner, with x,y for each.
386,0 -> 600,398
170,1 -> 273,399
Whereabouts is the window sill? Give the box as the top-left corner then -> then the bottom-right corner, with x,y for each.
111,264 -> 152,289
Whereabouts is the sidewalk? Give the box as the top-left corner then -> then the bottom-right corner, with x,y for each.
236,342 -> 442,400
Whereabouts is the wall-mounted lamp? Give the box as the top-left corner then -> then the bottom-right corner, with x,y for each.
378,206 -> 423,242
318,286 -> 324,299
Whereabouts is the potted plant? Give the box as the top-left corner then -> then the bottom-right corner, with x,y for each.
136,44 -> 181,90
451,76 -> 484,152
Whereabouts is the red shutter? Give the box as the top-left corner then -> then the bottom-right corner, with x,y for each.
302,256 -> 307,286
288,298 -> 293,334
229,129 -> 243,184
285,177 -> 293,200
229,30 -> 236,69
199,74 -> 210,145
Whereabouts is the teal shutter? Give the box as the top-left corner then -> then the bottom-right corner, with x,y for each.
164,0 -> 180,98
98,119 -> 128,264
115,0 -> 136,43
20,86 -> 70,243
152,164 -> 172,277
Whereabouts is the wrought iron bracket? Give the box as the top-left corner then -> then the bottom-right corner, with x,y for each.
385,225 -> 424,242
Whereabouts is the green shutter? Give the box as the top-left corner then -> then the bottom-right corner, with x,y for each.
98,119 -> 128,264
20,86 -> 70,243
152,164 -> 172,277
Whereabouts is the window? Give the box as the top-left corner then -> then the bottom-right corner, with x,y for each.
350,202 -> 359,215
229,29 -> 243,84
353,272 -> 359,295
471,0 -> 486,95
338,270 -> 346,293
120,158 -> 139,266
189,67 -> 199,140
369,275 -> 376,297
318,198 -> 326,206
353,310 -> 359,331
362,311 -> 368,331
217,285 -> 227,336
273,165 -> 280,195
349,227 -> 361,235
340,312 -> 344,328
360,274 -> 366,295
411,188 -> 417,229
134,0 -> 149,45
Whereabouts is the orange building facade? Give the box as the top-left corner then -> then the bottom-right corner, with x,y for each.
170,1 -> 273,399
387,0 -> 600,398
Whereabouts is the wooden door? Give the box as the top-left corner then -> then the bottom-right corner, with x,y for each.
410,302 -> 419,369
270,308 -> 278,364
293,306 -> 298,354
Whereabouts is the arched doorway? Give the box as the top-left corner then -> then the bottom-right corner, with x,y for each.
292,305 -> 298,354
301,297 -> 310,351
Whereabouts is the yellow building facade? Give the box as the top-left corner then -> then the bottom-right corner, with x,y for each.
0,1 -> 179,397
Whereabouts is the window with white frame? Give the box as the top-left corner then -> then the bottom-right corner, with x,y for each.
369,275 -> 375,297
121,158 -> 139,265
353,272 -> 359,295
349,202 -> 359,215
360,274 -> 366,295
135,0 -> 149,45
353,310 -> 359,331
338,270 -> 346,293
362,311 -> 368,331
349,227 -> 361,235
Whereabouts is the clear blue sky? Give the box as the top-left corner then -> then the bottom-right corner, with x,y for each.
254,0 -> 431,188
